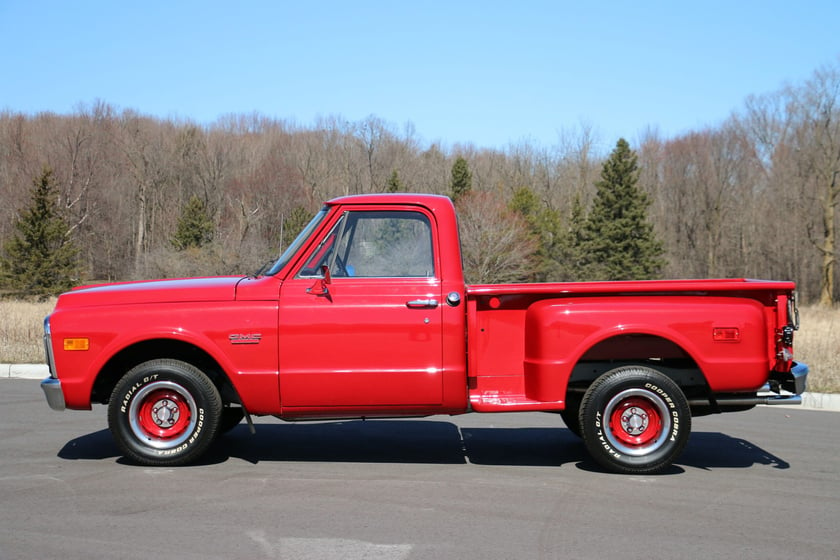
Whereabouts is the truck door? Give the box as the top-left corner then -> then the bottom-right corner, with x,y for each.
277,207 -> 444,409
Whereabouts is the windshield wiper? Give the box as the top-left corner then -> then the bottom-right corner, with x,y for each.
250,259 -> 276,278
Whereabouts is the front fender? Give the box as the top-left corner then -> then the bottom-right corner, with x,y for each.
49,301 -> 280,413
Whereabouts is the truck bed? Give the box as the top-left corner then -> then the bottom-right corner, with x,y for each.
465,278 -> 797,412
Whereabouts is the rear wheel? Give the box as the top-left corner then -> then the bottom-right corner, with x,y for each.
580,365 -> 691,474
108,359 -> 222,466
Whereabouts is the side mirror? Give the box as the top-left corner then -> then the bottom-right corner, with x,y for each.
306,265 -> 332,297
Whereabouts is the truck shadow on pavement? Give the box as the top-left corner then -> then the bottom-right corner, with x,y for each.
215,421 -> 583,467
57,420 -> 789,472
679,432 -> 790,470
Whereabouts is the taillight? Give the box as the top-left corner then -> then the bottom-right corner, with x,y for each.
787,291 -> 800,330
774,292 -> 799,372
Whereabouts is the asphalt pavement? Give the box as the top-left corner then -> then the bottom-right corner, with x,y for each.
1,378 -> 839,560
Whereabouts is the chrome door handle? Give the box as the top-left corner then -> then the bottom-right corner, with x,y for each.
406,299 -> 438,309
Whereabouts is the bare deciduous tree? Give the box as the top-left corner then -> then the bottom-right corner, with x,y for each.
2,60 -> 840,302
456,192 -> 537,283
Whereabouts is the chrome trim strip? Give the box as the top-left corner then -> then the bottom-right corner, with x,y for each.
43,315 -> 57,378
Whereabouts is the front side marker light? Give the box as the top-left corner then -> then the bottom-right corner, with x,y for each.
63,338 -> 90,351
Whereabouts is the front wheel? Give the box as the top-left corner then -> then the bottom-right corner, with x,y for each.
108,359 -> 222,466
560,393 -> 583,438
580,366 -> 691,474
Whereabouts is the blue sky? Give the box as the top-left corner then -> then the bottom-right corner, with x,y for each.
1,1 -> 838,152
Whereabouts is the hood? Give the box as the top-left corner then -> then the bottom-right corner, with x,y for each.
56,276 -> 244,309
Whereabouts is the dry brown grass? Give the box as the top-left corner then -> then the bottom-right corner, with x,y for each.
794,306 -> 840,393
2,299 -> 837,393
0,298 -> 56,364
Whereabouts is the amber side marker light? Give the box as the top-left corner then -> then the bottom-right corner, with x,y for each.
63,338 -> 90,351
712,327 -> 740,342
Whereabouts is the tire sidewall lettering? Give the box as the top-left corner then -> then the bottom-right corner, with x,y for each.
150,407 -> 206,457
119,373 -> 201,447
642,382 -> 683,442
187,408 -> 206,446
594,411 -> 623,460
109,360 -> 221,466
580,367 -> 691,474
120,373 -> 160,413
644,382 -> 676,409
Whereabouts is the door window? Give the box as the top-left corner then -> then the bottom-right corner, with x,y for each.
300,210 -> 435,278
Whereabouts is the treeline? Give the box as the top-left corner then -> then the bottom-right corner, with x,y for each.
1,59 -> 839,304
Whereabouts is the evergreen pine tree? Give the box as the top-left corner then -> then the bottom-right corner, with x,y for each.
171,195 -> 214,250
578,138 -> 664,281
509,186 -> 563,281
557,193 -> 587,281
0,167 -> 81,296
450,156 -> 472,202
385,169 -> 404,193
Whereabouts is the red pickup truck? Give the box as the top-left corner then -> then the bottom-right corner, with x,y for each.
41,193 -> 807,474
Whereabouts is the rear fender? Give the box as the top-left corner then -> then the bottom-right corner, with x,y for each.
523,296 -> 769,402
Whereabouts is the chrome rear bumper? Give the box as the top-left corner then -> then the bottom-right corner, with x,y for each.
788,361 -> 809,395
689,362 -> 809,410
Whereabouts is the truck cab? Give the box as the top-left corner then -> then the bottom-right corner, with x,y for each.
269,195 -> 469,416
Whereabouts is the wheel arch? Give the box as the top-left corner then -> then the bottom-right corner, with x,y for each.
91,338 -> 242,407
566,332 -> 711,399
525,327 -> 714,405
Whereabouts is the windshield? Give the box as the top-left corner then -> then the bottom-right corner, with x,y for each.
265,207 -> 329,276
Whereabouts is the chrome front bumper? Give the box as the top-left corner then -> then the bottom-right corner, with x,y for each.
41,377 -> 66,411
41,315 -> 65,411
